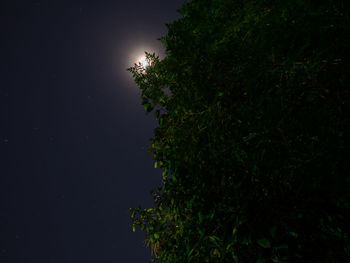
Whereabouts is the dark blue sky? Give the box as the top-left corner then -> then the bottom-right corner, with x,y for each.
0,0 -> 182,262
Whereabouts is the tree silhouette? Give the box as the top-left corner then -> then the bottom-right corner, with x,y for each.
128,0 -> 350,262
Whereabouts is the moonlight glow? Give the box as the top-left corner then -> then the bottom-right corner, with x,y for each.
136,55 -> 150,69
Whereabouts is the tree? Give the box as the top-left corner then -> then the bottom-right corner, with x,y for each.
128,0 -> 350,262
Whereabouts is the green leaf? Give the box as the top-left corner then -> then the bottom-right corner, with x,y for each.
198,212 -> 203,223
257,237 -> 271,248
198,229 -> 204,238
256,258 -> 266,263
270,226 -> 277,238
213,248 -> 220,257
162,169 -> 168,180
209,236 -> 220,246
144,103 -> 154,112
271,256 -> 279,263
155,110 -> 160,120
141,98 -> 148,105
276,244 -> 288,249
289,232 -> 298,238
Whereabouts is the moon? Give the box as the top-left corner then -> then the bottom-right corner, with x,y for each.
136,54 -> 149,69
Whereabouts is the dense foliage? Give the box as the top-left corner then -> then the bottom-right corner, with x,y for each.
128,0 -> 350,262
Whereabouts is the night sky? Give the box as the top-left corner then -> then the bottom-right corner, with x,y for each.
0,1 -> 182,262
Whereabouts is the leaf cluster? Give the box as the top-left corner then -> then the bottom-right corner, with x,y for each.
128,0 -> 350,262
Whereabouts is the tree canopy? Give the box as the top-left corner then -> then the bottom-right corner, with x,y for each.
128,0 -> 350,262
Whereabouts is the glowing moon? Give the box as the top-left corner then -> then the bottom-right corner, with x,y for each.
136,55 -> 149,69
